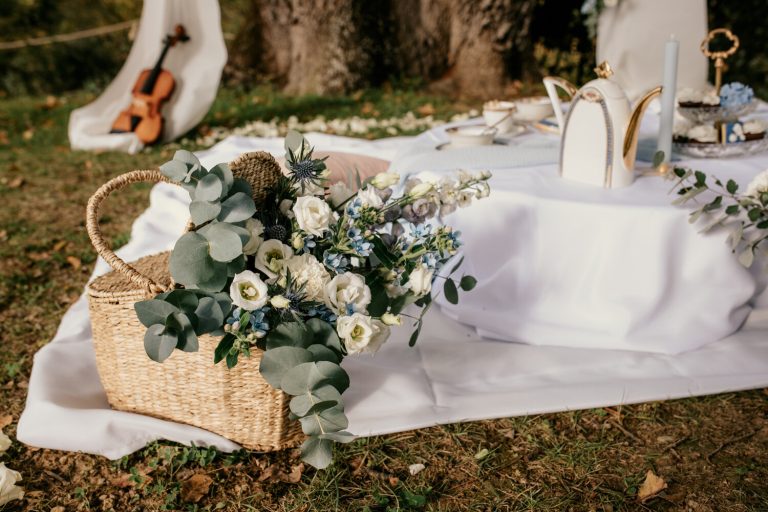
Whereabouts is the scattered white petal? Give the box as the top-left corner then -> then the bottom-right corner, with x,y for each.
408,463 -> 426,476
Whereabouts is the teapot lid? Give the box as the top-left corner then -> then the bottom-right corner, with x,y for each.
582,61 -> 627,100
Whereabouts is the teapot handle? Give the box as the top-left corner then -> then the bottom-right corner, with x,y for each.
543,77 -> 578,134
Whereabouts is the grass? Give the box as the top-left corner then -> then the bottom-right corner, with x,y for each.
1,86 -> 767,511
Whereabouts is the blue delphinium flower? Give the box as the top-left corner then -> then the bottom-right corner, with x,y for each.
324,250 -> 348,272
306,305 -> 337,323
346,198 -> 363,219
720,82 -> 754,108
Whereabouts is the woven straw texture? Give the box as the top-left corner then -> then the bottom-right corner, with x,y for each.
85,155 -> 303,451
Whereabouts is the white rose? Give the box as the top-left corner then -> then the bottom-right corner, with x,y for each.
371,172 -> 400,189
0,463 -> 23,507
746,169 -> 768,198
255,240 -> 294,279
242,218 -> 264,256
0,431 -> 10,453
356,185 -> 383,208
328,182 -> 354,208
230,270 -> 269,311
293,196 -> 332,237
283,253 -> 331,301
408,265 -> 434,297
336,314 -> 390,354
324,272 -> 371,314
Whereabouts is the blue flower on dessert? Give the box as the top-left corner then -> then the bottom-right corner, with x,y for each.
720,82 -> 754,108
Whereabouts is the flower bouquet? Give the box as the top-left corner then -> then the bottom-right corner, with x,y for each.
134,131 -> 491,468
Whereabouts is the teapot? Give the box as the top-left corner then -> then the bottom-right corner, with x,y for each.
543,62 -> 662,188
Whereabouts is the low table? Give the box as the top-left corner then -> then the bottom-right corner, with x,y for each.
390,111 -> 768,354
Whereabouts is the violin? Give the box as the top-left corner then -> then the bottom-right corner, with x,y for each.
111,24 -> 190,144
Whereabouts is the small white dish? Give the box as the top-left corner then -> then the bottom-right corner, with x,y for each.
483,101 -> 517,133
513,96 -> 554,123
445,126 -> 497,148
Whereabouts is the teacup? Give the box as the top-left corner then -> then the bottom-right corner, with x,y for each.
483,101 -> 517,133
445,126 -> 497,148
512,96 -> 554,123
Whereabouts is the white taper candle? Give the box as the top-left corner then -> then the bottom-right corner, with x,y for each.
657,35 -> 679,164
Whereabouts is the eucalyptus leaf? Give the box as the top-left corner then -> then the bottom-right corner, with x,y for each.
289,384 -> 342,416
285,130 -> 305,154
300,437 -> 334,469
163,289 -> 199,313
169,232 -> 215,287
299,403 -> 348,436
144,324 -> 177,363
159,160 -> 190,182
166,312 -> 198,352
210,163 -> 234,194
218,192 -> 256,223
191,260 -> 230,292
280,361 -> 349,395
190,200 -> 221,226
306,318 -> 343,352
135,299 -> 180,327
229,178 -> 253,198
266,322 -> 312,350
259,346 -> 314,388
307,345 -> 340,364
195,173 -> 224,202
194,296 -> 225,333
199,223 -> 244,262
319,431 -> 356,443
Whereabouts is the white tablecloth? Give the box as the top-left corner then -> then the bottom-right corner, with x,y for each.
18,124 -> 768,458
394,111 -> 768,354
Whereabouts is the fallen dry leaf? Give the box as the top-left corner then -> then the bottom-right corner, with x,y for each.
637,469 -> 667,503
417,103 -> 435,116
53,240 -> 68,252
0,131 -> 8,145
43,95 -> 60,109
181,473 -> 213,503
22,128 -> 34,141
66,256 -> 82,270
0,415 -> 12,428
8,177 -> 24,189
281,464 -> 304,484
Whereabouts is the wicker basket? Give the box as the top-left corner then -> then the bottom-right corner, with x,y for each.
84,155 -> 304,451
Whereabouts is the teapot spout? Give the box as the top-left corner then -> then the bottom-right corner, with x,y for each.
623,86 -> 663,171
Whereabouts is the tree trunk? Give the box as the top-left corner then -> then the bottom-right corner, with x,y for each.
229,0 -> 538,98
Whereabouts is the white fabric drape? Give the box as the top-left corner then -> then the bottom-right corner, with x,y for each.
597,0 -> 709,102
68,0 -> 227,153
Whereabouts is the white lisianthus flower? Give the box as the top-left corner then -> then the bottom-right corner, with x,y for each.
336,314 -> 390,354
408,265 -> 434,297
283,253 -> 331,301
242,218 -> 265,256
381,313 -> 402,326
371,172 -> 400,189
254,240 -> 294,279
230,271 -> 269,311
356,185 -> 384,208
328,182 -> 354,208
0,463 -> 23,506
410,182 -> 434,198
746,169 -> 768,198
324,272 -> 371,314
293,196 -> 332,237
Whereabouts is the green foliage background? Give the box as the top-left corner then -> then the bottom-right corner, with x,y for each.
0,0 -> 765,97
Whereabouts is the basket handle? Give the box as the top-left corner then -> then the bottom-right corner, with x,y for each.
86,169 -> 175,295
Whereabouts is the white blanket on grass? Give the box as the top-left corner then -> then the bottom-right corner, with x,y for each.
18,133 -> 768,459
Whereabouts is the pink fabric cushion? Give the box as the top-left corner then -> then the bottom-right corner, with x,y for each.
277,151 -> 390,185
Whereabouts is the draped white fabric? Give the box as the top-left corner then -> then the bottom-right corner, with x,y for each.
597,0 -> 709,101
67,0 -> 226,153
17,124 -> 768,458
